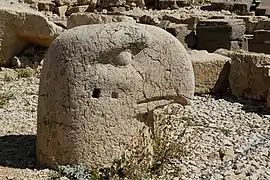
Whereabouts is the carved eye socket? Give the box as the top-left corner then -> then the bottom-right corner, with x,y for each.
111,92 -> 118,98
92,88 -> 101,98
114,51 -> 132,66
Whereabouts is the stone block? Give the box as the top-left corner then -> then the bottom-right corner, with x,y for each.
196,19 -> 246,41
189,50 -> 231,93
55,5 -> 68,17
166,24 -> 198,50
211,0 -> 253,15
248,40 -> 270,54
98,0 -> 126,8
254,30 -> 270,40
197,39 -> 247,53
248,30 -> 270,54
231,37 -> 249,51
38,0 -> 55,11
228,51 -> 270,101
255,18 -> 270,30
256,0 -> 270,16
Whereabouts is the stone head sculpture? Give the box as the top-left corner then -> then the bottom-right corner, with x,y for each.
37,22 -> 194,170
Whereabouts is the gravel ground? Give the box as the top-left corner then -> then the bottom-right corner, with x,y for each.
0,71 -> 54,180
0,68 -> 269,180
154,95 -> 270,180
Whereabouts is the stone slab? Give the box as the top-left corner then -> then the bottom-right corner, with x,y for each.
196,19 -> 246,41
256,0 -> 270,16
189,50 -> 231,94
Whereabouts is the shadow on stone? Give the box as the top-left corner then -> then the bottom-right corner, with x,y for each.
211,61 -> 231,93
0,135 -> 45,170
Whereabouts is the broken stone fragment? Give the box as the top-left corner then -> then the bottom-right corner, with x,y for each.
0,2 -> 63,66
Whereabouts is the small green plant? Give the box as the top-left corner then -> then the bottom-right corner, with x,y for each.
0,91 -> 14,108
49,104 -> 194,180
49,164 -> 99,180
16,67 -> 34,78
151,107 -> 190,176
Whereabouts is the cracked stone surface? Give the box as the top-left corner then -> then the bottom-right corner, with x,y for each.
37,22 -> 195,170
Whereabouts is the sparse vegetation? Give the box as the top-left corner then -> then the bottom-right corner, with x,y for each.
49,105 -> 195,180
16,67 -> 35,78
49,164 -> 93,180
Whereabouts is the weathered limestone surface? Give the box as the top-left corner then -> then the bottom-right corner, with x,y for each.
0,2 -> 62,66
211,0 -> 253,15
216,49 -> 270,101
67,12 -> 136,29
37,22 -> 195,169
189,50 -> 231,93
167,24 -> 198,50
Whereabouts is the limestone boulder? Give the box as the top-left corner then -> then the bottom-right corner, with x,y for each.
216,49 -> 270,101
67,13 -> 136,29
189,50 -> 231,94
229,51 -> 270,101
0,2 -> 63,66
37,22 -> 194,170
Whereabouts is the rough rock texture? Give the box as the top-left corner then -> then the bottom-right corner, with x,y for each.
189,50 -> 231,93
166,24 -> 196,50
256,0 -> 270,16
37,22 -> 195,169
67,12 -> 136,29
211,0 -> 253,15
98,0 -> 126,8
216,49 -> 270,101
0,1 -> 63,66
196,19 -> 246,52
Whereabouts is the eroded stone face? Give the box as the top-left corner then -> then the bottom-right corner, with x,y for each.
37,22 -> 194,170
